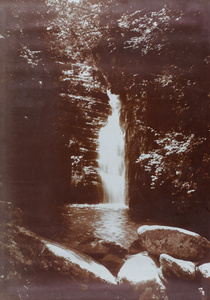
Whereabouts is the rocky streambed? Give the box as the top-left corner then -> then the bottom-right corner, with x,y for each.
1,202 -> 210,300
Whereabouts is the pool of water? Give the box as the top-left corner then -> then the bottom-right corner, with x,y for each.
50,204 -> 144,249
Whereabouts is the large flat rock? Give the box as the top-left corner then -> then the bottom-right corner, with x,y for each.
42,242 -> 117,285
138,225 -> 210,261
2,225 -> 117,285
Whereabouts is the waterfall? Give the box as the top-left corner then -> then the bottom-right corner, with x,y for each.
98,90 -> 126,205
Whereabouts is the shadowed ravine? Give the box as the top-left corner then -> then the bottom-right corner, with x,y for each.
1,0 -> 209,299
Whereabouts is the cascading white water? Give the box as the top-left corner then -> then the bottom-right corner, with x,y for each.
98,90 -> 125,205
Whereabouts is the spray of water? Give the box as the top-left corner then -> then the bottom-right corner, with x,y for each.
98,90 -> 126,205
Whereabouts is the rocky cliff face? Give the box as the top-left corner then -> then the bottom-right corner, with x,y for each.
0,0 -> 60,226
94,0 -> 209,235
45,0 -> 111,204
1,0 -> 110,226
1,0 -> 209,233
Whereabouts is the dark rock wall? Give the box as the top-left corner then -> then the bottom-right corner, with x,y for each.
45,0 -> 111,204
0,0 -> 60,227
95,0 -> 210,235
0,0 -> 111,229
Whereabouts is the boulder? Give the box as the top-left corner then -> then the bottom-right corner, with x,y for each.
197,263 -> 210,284
101,241 -> 128,258
2,225 -> 117,285
197,264 -> 210,300
100,254 -> 125,276
78,237 -> 127,260
160,254 -> 196,281
128,239 -> 143,255
42,242 -> 117,285
117,252 -> 167,299
138,225 -> 210,261
78,238 -> 109,259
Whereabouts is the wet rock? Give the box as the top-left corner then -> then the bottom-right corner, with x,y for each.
78,237 -> 127,260
158,260 -> 206,300
78,238 -> 108,259
2,225 -> 117,285
117,252 -> 167,299
100,254 -> 125,276
42,242 -> 117,285
101,241 -> 128,258
196,264 -> 210,300
160,254 -> 196,281
197,262 -> 210,296
197,263 -> 210,281
128,239 -> 143,255
138,225 -> 210,261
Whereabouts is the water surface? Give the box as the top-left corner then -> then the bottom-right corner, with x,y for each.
52,204 -> 143,249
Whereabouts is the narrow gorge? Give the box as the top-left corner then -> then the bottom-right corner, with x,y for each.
0,0 -> 209,299
1,0 -> 209,230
